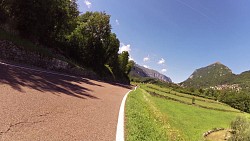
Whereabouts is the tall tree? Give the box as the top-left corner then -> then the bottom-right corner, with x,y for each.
0,0 -> 9,24
8,0 -> 79,44
67,12 -> 112,71
104,33 -> 120,68
118,51 -> 129,74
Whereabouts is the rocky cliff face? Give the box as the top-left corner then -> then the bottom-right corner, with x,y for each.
130,64 -> 172,83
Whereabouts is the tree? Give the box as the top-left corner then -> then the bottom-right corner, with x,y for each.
198,88 -> 204,94
67,12 -> 112,71
118,51 -> 129,74
126,60 -> 135,75
7,0 -> 79,44
104,33 -> 120,68
0,0 -> 9,24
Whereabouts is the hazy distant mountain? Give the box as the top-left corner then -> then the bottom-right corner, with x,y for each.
181,62 -> 234,88
129,64 -> 172,83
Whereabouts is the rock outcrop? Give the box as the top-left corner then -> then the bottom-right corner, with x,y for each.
130,64 -> 172,83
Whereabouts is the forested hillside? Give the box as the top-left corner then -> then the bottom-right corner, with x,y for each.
181,62 -> 234,88
0,0 -> 133,83
180,62 -> 250,113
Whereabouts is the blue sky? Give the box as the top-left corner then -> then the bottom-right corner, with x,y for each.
77,0 -> 250,83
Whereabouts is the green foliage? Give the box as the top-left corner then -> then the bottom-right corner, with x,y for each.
125,88 -> 169,141
221,91 -> 250,113
143,84 -> 240,112
0,1 -> 131,83
7,0 -> 79,44
233,71 -> 250,90
118,51 -> 129,73
181,63 -> 234,88
229,117 -> 250,141
67,12 -> 113,70
0,28 -> 53,57
0,0 -> 10,24
126,85 -> 250,141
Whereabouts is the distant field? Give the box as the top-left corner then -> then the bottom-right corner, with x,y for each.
125,84 -> 250,141
142,84 -> 240,112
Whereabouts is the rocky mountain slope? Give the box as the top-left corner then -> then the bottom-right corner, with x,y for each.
129,64 -> 172,83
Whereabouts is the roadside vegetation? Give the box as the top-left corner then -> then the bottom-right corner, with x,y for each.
125,84 -> 250,141
0,0 -> 133,83
229,116 -> 250,141
125,88 -> 170,141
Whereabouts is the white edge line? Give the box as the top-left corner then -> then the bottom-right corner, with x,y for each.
0,61 -> 77,78
0,61 -> 138,140
116,86 -> 137,141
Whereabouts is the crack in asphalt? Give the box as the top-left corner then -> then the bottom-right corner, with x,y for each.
0,120 -> 45,136
38,112 -> 52,117
0,111 -> 52,136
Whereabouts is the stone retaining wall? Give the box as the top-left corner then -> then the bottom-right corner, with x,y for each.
0,40 -> 97,79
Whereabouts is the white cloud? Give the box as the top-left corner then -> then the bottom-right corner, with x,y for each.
158,58 -> 165,64
119,43 -> 131,53
143,56 -> 150,62
143,65 -> 149,68
84,0 -> 92,9
129,57 -> 134,61
115,19 -> 120,25
161,69 -> 167,73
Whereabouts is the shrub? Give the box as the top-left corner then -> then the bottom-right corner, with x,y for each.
229,116 -> 250,141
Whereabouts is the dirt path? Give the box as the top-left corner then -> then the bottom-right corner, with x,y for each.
205,129 -> 231,141
0,62 -> 131,141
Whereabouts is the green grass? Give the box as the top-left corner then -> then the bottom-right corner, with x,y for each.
146,84 -> 216,102
125,84 -> 250,141
151,96 -> 248,140
125,88 -> 170,141
142,85 -> 239,112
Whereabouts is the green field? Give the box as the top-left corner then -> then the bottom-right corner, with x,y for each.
142,84 -> 240,112
125,84 -> 250,141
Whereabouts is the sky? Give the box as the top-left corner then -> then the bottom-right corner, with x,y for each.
77,0 -> 250,83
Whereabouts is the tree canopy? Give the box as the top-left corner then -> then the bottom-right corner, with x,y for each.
0,0 -> 132,83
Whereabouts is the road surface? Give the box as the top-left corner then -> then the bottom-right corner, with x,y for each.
0,62 -> 131,141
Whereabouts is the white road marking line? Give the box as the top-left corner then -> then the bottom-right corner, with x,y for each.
0,61 -> 137,140
0,61 -> 77,78
116,86 -> 137,141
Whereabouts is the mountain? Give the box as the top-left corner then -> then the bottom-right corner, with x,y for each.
233,71 -> 250,89
181,62 -> 235,88
129,64 -> 172,83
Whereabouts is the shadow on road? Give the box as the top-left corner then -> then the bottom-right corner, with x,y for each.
0,65 -> 101,99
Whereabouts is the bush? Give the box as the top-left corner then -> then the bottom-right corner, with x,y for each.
229,116 -> 250,141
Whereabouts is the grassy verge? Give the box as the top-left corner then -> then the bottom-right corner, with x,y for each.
125,84 -> 250,141
125,88 -> 169,141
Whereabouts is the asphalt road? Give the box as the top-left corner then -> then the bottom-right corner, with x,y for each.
0,62 -> 131,141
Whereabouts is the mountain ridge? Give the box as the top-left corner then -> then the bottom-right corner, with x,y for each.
181,62 -> 250,89
129,64 -> 172,83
